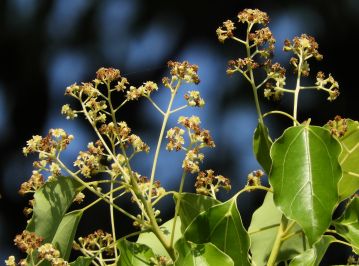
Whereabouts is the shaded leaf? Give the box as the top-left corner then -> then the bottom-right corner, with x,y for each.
118,239 -> 155,266
333,120 -> 359,200
184,198 -> 250,266
52,210 -> 83,260
253,122 -> 272,174
269,125 -> 342,245
174,238 -> 234,266
289,235 -> 336,266
137,217 -> 182,258
26,177 -> 81,261
174,192 -> 220,233
248,193 -> 308,265
69,257 -> 93,266
334,197 -> 359,254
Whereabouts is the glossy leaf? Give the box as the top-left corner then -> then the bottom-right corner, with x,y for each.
52,210 -> 83,259
248,193 -> 308,265
69,257 -> 93,266
334,120 -> 359,200
289,235 -> 336,266
117,239 -> 155,266
26,177 -> 81,261
269,125 -> 342,245
184,198 -> 250,266
334,197 -> 359,254
174,192 -> 220,233
253,122 -> 272,174
137,217 -> 182,257
174,238 -> 234,266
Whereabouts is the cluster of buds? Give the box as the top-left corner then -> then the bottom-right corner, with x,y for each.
136,174 -> 165,201
216,20 -> 236,43
184,91 -> 205,107
73,192 -> 85,204
19,170 -> 44,195
316,72 -> 340,101
23,129 -> 74,158
194,170 -> 231,197
227,58 -> 259,75
246,170 -> 265,188
238,9 -> 269,25
264,62 -> 287,101
65,82 -> 99,99
327,115 -> 348,138
85,97 -> 108,124
74,230 -> 114,256
14,230 -> 43,254
74,141 -> 105,178
167,61 -> 200,84
126,81 -> 158,100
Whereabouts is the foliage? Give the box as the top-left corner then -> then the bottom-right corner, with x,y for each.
6,8 -> 359,266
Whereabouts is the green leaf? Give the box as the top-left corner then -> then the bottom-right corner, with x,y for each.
253,122 -> 273,174
269,125 -> 342,245
289,235 -> 336,266
137,217 -> 182,258
26,176 -> 81,260
184,198 -> 250,266
334,197 -> 359,254
335,120 -> 359,200
52,210 -> 83,259
117,239 -> 155,266
248,192 -> 308,265
174,192 -> 220,233
174,238 -> 234,266
69,257 -> 93,266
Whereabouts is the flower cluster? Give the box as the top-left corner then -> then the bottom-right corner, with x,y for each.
216,20 -> 236,43
126,81 -> 158,100
264,62 -> 287,101
249,27 -> 275,57
182,149 -> 204,174
19,170 -> 44,195
238,9 -> 269,25
166,127 -> 185,151
246,170 -> 265,188
96,67 -> 121,83
38,243 -> 61,261
136,174 -> 165,201
23,129 -> 74,157
184,91 -> 205,107
327,115 -> 348,138
195,169 -> 231,197
167,61 -> 200,84
14,230 -> 44,254
316,71 -> 340,101
227,58 -> 259,75
178,116 -> 215,148
284,34 -> 322,60
74,230 -> 114,256
74,141 -> 105,178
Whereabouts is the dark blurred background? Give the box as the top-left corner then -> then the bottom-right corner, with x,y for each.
0,0 -> 358,264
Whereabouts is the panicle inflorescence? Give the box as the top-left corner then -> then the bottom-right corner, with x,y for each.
316,71 -> 340,101
238,8 -> 269,25
167,61 -> 200,84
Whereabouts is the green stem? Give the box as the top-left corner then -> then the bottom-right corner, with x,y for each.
245,23 -> 264,125
170,170 -> 187,247
148,80 -> 181,204
263,111 -> 300,125
293,52 -> 304,125
81,186 -> 125,212
267,216 -> 288,266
